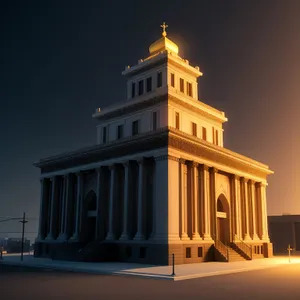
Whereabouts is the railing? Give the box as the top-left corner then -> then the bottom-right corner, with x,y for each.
213,235 -> 229,261
233,235 -> 252,260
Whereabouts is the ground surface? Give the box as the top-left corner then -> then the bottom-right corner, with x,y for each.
1,264 -> 300,300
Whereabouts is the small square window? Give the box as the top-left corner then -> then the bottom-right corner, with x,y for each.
126,246 -> 132,258
171,73 -> 175,87
198,247 -> 203,258
140,247 -> 147,259
157,72 -> 162,88
146,77 -> 152,92
132,120 -> 139,136
186,247 -> 191,258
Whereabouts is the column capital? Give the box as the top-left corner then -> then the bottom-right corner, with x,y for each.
75,171 -> 83,177
240,177 -> 247,183
255,182 -> 267,188
248,179 -> 256,185
95,166 -> 102,173
209,167 -> 218,174
230,174 -> 240,181
108,164 -> 117,171
63,173 -> 69,180
192,162 -> 199,168
179,158 -> 186,164
199,164 -> 209,172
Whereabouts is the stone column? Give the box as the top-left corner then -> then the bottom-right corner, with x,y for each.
106,165 -> 116,240
70,172 -> 83,241
36,178 -> 49,241
179,159 -> 189,240
95,167 -> 104,240
46,176 -> 58,240
240,177 -> 251,241
134,158 -> 145,240
152,155 -> 168,242
209,167 -> 217,239
230,175 -> 242,241
256,182 -> 270,242
63,173 -> 73,240
199,165 -> 212,240
192,162 -> 201,240
58,175 -> 68,241
249,180 -> 259,240
120,162 -> 130,240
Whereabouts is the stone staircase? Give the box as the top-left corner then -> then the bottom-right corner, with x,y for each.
214,237 -> 252,262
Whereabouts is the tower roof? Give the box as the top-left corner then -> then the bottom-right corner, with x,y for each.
149,22 -> 179,55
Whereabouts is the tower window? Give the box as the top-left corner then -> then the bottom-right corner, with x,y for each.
171,73 -> 175,87
102,127 -> 107,144
152,111 -> 157,130
212,127 -> 215,144
146,77 -> 152,92
202,127 -> 207,140
157,72 -> 162,88
180,78 -> 184,92
131,82 -> 136,98
175,112 -> 180,129
117,125 -> 124,140
216,130 -> 219,145
138,80 -> 144,95
132,120 -> 139,136
192,122 -> 197,137
187,82 -> 193,97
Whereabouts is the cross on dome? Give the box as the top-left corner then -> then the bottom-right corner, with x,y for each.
160,22 -> 168,37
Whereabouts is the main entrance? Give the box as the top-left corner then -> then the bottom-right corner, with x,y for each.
216,195 -> 230,244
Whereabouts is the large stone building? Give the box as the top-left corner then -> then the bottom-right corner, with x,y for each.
34,24 -> 273,265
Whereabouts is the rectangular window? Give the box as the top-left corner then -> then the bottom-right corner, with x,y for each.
146,77 -> 152,92
102,126 -> 107,144
180,78 -> 184,92
187,82 -> 193,97
117,125 -> 124,140
212,127 -> 215,144
192,122 -> 197,136
132,120 -> 139,136
138,80 -> 144,95
186,247 -> 191,258
202,127 -> 207,140
171,73 -> 175,87
152,111 -> 157,130
175,112 -> 180,129
216,130 -> 219,145
157,72 -> 162,88
198,247 -> 203,258
131,82 -> 135,98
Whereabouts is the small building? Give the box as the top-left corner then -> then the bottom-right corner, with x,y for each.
34,24 -> 273,265
268,215 -> 300,254
0,237 -> 30,253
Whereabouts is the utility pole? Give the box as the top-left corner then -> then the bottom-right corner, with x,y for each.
19,212 -> 28,261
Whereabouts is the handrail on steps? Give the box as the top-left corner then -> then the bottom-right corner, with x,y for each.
233,234 -> 252,259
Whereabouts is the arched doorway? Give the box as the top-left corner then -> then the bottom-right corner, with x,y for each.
216,194 -> 230,244
85,190 -> 97,243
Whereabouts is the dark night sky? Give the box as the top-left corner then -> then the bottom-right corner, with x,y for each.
0,0 -> 299,240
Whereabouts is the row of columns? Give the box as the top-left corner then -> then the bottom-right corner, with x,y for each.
177,159 -> 269,243
37,158 -> 154,243
36,155 -> 270,244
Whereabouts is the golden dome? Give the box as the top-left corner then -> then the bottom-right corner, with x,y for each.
149,22 -> 179,55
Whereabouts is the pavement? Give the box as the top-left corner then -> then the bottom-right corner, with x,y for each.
1,253 -> 299,281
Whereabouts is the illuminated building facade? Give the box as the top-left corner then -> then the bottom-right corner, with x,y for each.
34,24 -> 273,264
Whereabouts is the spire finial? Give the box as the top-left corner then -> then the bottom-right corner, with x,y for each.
160,22 -> 168,37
